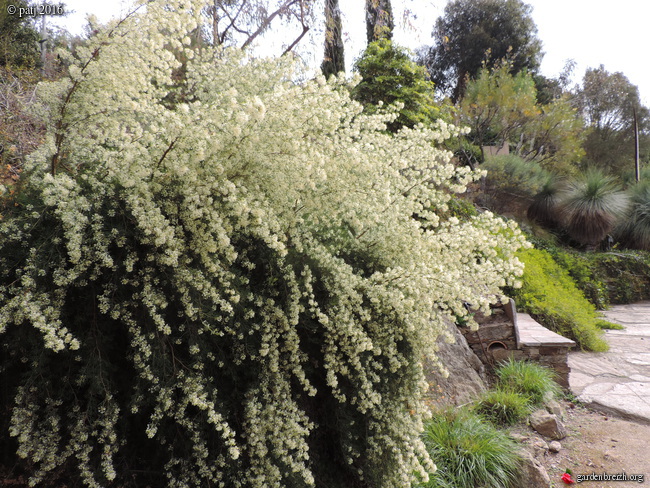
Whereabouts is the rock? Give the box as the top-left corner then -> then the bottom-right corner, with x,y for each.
509,433 -> 528,443
548,441 -> 561,453
531,438 -> 549,458
423,319 -> 487,407
529,410 -> 567,440
517,450 -> 551,487
545,399 -> 564,419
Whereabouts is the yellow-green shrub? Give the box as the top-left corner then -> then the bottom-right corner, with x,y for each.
513,248 -> 609,351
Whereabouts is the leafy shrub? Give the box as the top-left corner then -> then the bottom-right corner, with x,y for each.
512,248 -> 609,351
529,235 -> 650,306
494,359 -> 560,405
0,2 -> 528,487
483,154 -> 552,199
474,388 -> 532,425
351,38 -> 444,132
420,408 -> 522,488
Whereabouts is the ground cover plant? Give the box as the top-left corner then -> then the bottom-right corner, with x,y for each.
512,248 -> 611,351
0,1 -> 529,486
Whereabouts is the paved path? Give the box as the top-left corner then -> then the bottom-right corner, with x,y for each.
569,302 -> 650,424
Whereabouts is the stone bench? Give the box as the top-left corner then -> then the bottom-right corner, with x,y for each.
459,299 -> 576,388
513,312 -> 576,388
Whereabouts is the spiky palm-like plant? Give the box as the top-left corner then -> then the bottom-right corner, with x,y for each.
558,170 -> 628,248
616,182 -> 650,250
527,176 -> 563,229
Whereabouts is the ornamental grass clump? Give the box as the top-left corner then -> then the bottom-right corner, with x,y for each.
420,408 -> 522,488
495,359 -> 561,405
473,387 -> 533,425
0,1 -> 528,486
558,169 -> 628,248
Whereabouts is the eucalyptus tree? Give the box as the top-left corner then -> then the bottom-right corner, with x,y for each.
365,0 -> 394,44
321,0 -> 344,78
575,65 -> 650,174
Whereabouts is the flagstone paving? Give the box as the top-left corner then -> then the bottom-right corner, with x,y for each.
569,302 -> 650,424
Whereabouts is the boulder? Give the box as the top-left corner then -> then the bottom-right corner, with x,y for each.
545,399 -> 565,419
549,441 -> 562,453
517,450 -> 551,487
530,410 -> 567,440
423,319 -> 487,407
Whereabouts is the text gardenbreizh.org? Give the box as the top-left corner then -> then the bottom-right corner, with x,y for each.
576,472 -> 644,483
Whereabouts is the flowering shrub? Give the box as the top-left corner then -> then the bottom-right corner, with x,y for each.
0,1 -> 527,486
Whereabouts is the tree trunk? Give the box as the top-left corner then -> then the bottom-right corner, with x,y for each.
365,0 -> 393,45
321,0 -> 345,78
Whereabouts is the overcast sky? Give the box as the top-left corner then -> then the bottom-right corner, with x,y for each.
49,0 -> 650,104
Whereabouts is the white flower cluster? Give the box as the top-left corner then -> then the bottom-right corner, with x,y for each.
0,1 -> 528,486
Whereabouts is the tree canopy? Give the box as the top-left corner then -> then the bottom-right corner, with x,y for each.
575,65 -> 650,173
421,0 -> 543,102
0,0 -> 40,69
352,39 -> 443,132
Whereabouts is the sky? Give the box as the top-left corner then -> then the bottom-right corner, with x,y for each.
48,0 -> 650,104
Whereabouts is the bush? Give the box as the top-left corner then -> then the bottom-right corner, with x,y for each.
0,2 -> 528,487
420,408 -> 522,488
483,154 -> 552,200
474,388 -> 532,425
494,359 -> 560,405
616,181 -> 650,251
557,169 -> 628,248
529,235 -> 650,306
512,248 -> 609,351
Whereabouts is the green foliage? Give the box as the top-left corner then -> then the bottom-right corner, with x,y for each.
419,408 -> 522,488
616,181 -> 650,250
352,39 -> 443,132
461,62 -> 538,150
460,63 -> 584,175
0,2 -> 529,486
483,154 -> 552,199
576,65 -> 650,175
494,358 -> 560,405
529,235 -> 650,306
421,0 -> 543,101
473,388 -> 532,425
512,248 -> 609,351
558,169 -> 629,248
527,176 -> 563,230
0,0 -> 40,69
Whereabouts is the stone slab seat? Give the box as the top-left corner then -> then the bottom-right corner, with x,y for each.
515,313 -> 577,348
513,311 -> 576,388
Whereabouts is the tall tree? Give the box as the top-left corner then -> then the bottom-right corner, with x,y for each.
420,0 -> 542,102
365,0 -> 394,44
575,65 -> 650,174
321,0 -> 344,78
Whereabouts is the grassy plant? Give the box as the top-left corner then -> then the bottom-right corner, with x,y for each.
420,408 -> 522,488
616,182 -> 650,251
527,176 -> 563,230
473,388 -> 532,425
558,169 -> 628,248
495,359 -> 561,405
